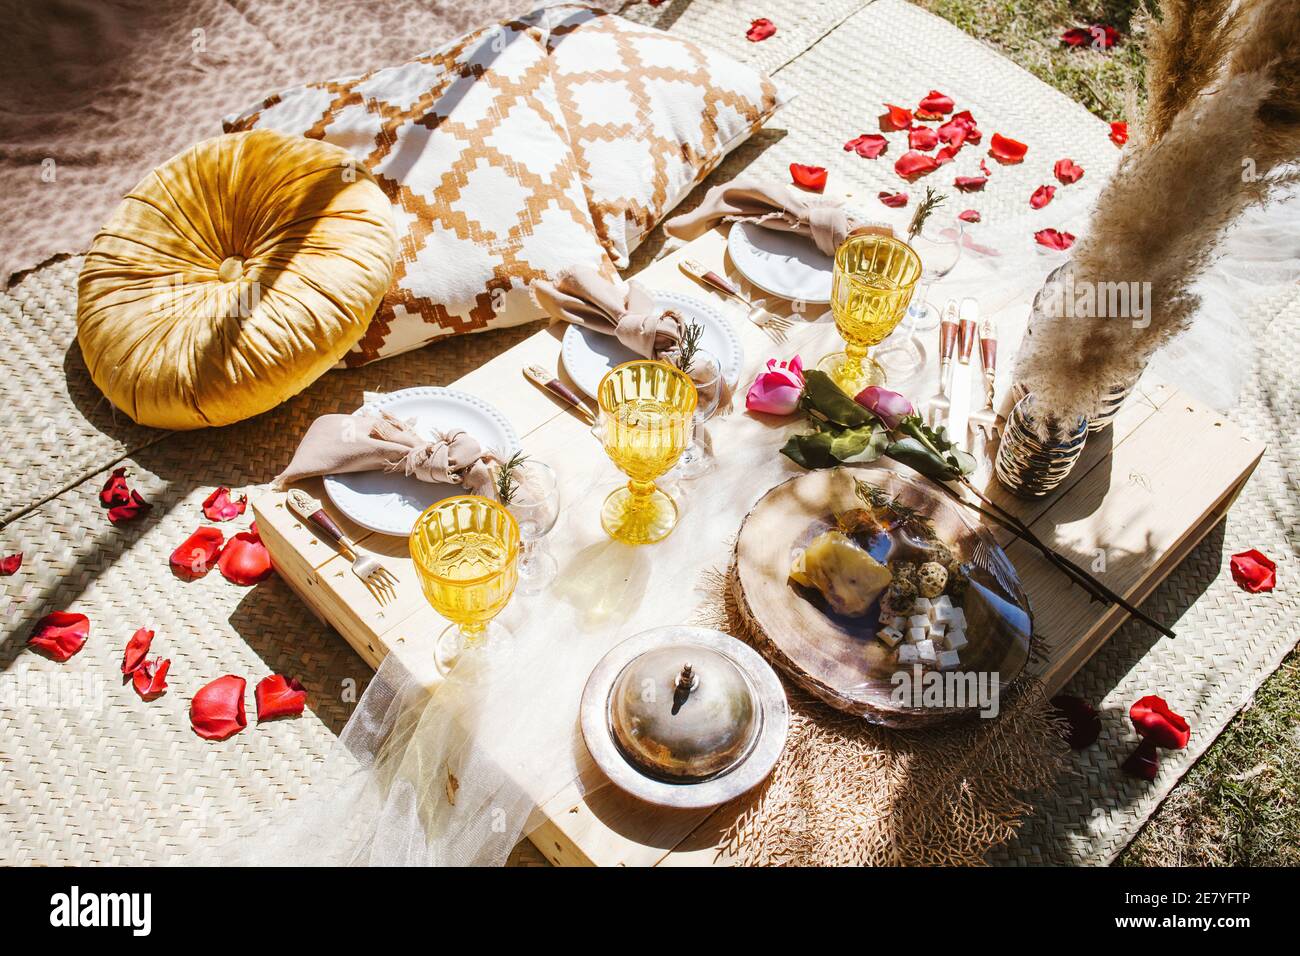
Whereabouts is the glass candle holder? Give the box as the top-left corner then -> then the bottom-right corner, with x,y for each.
409,494 -> 520,674
817,233 -> 922,395
596,360 -> 697,545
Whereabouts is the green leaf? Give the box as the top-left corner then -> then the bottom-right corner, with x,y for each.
830,423 -> 889,463
780,432 -> 839,469
801,370 -> 871,427
886,436 -> 963,482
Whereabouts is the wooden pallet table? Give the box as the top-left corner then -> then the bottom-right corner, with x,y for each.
253,226 -> 1265,866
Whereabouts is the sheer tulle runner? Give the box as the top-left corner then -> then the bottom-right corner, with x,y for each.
216,176 -> 1299,866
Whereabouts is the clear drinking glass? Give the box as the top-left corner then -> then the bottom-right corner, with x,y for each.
672,348 -> 722,480
596,360 -> 697,545
409,495 -> 520,675
505,460 -> 560,594
876,221 -> 964,378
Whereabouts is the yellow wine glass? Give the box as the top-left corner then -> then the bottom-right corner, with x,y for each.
596,360 -> 697,545
817,233 -> 922,395
409,494 -> 520,674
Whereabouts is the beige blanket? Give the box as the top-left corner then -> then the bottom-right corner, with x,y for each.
0,0 -> 521,284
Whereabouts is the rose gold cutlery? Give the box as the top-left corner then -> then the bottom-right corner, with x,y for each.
679,258 -> 793,341
920,298 -> 960,428
966,305 -> 1004,451
523,364 -> 596,425
286,489 -> 398,605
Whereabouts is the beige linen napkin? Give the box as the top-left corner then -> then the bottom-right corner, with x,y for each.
663,175 -> 867,256
272,411 -> 499,496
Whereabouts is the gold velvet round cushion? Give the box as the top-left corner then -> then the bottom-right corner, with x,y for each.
77,129 -> 397,430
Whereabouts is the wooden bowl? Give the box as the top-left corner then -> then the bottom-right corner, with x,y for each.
733,467 -> 1032,727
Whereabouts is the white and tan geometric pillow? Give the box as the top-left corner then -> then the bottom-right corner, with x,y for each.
224,8 -> 615,366
542,4 -> 788,268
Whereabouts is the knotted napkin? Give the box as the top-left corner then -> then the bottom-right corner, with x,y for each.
531,265 -> 733,411
271,411 -> 500,496
531,265 -> 684,357
664,175 -> 869,256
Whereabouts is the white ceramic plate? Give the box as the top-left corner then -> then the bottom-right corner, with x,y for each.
560,290 -> 743,400
726,212 -> 866,305
323,387 -> 519,537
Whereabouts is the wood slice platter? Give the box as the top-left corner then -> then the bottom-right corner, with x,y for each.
732,467 -> 1033,727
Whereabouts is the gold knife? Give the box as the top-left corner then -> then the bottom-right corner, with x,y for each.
523,365 -> 596,425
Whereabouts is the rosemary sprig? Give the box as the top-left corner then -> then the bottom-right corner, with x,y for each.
907,187 -> 946,240
855,480 -> 937,540
673,320 -> 706,375
495,451 -> 529,505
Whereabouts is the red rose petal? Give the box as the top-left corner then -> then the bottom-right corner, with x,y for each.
1030,184 -> 1056,209
255,674 -> 307,721
1034,228 -> 1076,251
937,110 -> 978,147
133,658 -> 170,701
878,191 -> 909,208
1060,27 -> 1092,48
917,90 -> 954,115
882,103 -> 913,131
99,467 -> 131,508
979,158 -> 992,177
29,611 -> 89,662
1229,549 -> 1277,593
989,132 -> 1028,164
0,552 -> 21,576
913,108 -> 944,122
107,489 -> 151,525
218,523 -> 274,586
1054,158 -> 1085,184
894,151 -> 939,179
170,526 -> 225,580
202,487 -> 248,522
1122,737 -> 1161,781
844,133 -> 888,158
191,675 -> 247,741
934,144 -> 961,165
789,163 -> 827,192
954,175 -> 987,192
908,126 -> 939,151
746,18 -> 776,42
957,209 -> 981,223
1109,121 -> 1128,146
122,627 -> 154,675
1051,695 -> 1101,749
1131,695 -> 1191,750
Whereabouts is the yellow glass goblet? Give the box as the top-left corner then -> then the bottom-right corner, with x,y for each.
817,233 -> 923,395
596,360 -> 697,545
409,494 -> 520,675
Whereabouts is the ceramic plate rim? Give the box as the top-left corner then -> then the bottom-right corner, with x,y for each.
726,210 -> 867,305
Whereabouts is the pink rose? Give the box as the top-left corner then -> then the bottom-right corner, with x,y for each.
854,386 -> 914,429
746,355 -> 805,416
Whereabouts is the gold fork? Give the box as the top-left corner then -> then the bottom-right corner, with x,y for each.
679,258 -> 793,342
286,489 -> 398,605
919,299 -> 960,429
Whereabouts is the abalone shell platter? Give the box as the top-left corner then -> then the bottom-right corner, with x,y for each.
733,467 -> 1033,726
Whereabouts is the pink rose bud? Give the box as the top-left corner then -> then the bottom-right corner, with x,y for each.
854,386 -> 914,429
745,355 -> 805,416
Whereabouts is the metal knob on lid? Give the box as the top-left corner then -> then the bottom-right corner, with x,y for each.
609,646 -> 759,782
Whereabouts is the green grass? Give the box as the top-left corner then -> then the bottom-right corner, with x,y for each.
911,0 -> 1147,121
910,0 -> 1300,867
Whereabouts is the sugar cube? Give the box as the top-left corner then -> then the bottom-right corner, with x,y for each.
944,629 -> 967,652
916,639 -> 937,663
930,622 -> 947,640
908,626 -> 927,644
913,597 -> 932,613
887,616 -> 908,631
933,604 -> 956,625
937,649 -> 962,670
898,644 -> 919,664
932,594 -> 953,611
949,606 -> 967,629
908,614 -> 930,630
877,627 -> 903,648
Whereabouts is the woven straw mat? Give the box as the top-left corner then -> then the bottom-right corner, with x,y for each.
1,0 -> 1295,865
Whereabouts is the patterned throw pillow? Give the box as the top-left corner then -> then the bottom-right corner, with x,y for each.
543,4 -> 787,268
224,8 -> 613,366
